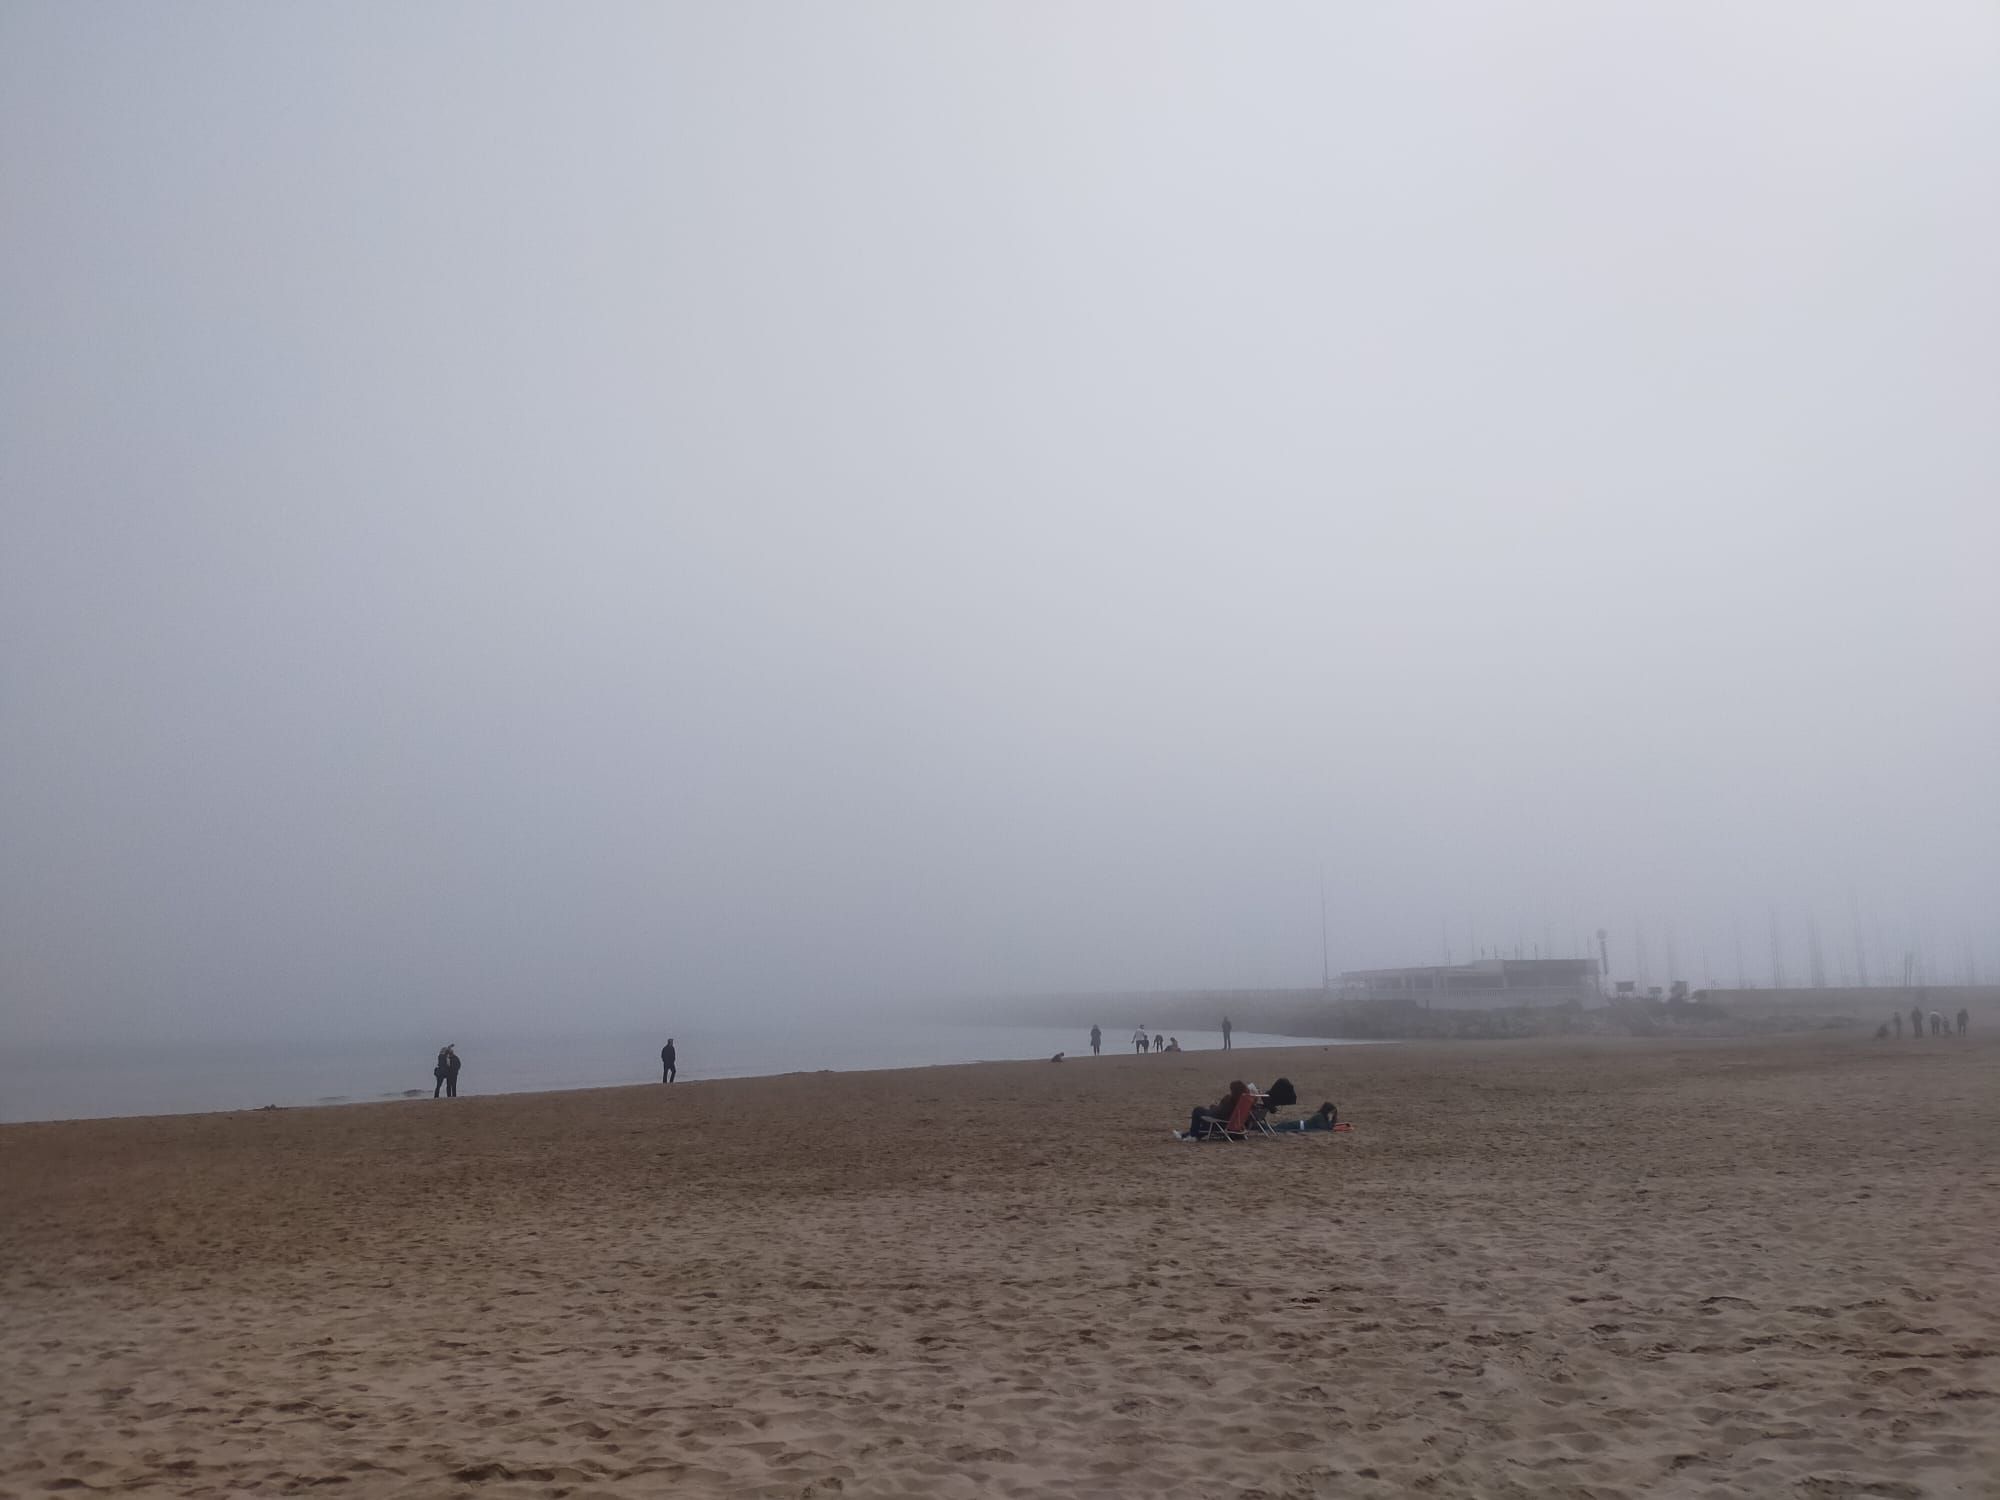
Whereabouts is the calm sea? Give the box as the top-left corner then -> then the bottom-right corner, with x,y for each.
0,1025 -> 1363,1124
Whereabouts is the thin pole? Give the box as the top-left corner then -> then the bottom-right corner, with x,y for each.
1319,868 -> 1330,992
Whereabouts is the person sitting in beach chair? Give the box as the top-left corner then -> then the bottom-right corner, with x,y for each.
1182,1081 -> 1253,1141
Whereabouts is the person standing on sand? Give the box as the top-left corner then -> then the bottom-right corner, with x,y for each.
434,1046 -> 450,1098
443,1045 -> 461,1098
1958,1008 -> 1970,1038
1133,1027 -> 1149,1055
1910,1004 -> 1924,1038
1222,1016 -> 1233,1051
1152,1033 -> 1164,1054
1090,1025 -> 1101,1056
661,1038 -> 677,1083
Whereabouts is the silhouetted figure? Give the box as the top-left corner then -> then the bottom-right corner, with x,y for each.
661,1038 -> 677,1083
1957,1008 -> 1970,1038
1167,1036 -> 1181,1052
434,1046 -> 450,1098
442,1045 -> 460,1098
1221,1016 -> 1233,1051
1892,1012 -> 1903,1038
1133,1027 -> 1149,1055
1152,1033 -> 1164,1054
1930,1010 -> 1944,1037
1090,1025 -> 1101,1056
1910,1004 -> 1925,1038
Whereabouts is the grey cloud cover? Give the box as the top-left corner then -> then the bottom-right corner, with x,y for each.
3,4 -> 1996,1044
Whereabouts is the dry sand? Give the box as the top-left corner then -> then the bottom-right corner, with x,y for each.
3,1033 -> 1997,1498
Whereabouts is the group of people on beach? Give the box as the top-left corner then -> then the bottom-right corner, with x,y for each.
1880,1007 -> 1969,1040
1179,1076 -> 1339,1140
1086,1016 -> 1230,1056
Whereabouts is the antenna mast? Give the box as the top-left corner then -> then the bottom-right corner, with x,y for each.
1318,869 -> 1330,993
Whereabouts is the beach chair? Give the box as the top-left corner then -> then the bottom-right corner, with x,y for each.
1200,1089 -> 1259,1142
1259,1077 -> 1297,1126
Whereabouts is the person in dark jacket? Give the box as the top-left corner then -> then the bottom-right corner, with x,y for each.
661,1038 -> 677,1083
1184,1081 -> 1249,1139
1273,1101 -> 1339,1132
442,1045 -> 460,1098
434,1046 -> 450,1098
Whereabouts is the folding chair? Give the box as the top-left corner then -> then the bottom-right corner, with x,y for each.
1201,1089 -> 1259,1142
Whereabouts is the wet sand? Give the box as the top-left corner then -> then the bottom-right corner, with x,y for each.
3,1032 -> 1996,1498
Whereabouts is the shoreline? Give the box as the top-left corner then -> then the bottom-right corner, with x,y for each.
0,1026 -> 1365,1129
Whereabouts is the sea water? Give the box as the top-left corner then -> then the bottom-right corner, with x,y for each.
0,1025 -> 1366,1124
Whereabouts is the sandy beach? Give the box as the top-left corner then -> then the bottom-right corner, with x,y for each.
3,1032 -> 1996,1498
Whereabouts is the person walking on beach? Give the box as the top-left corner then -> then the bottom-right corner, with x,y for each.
1957,1008 -> 1970,1038
434,1046 -> 450,1098
442,1045 -> 461,1098
661,1037 -> 677,1083
1133,1027 -> 1149,1055
1930,1010 -> 1945,1037
1090,1025 -> 1101,1056
1221,1016 -> 1233,1051
1152,1033 -> 1164,1054
1910,1003 -> 1924,1038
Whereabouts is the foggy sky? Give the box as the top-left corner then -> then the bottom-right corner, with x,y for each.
4,4 -> 1997,1045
